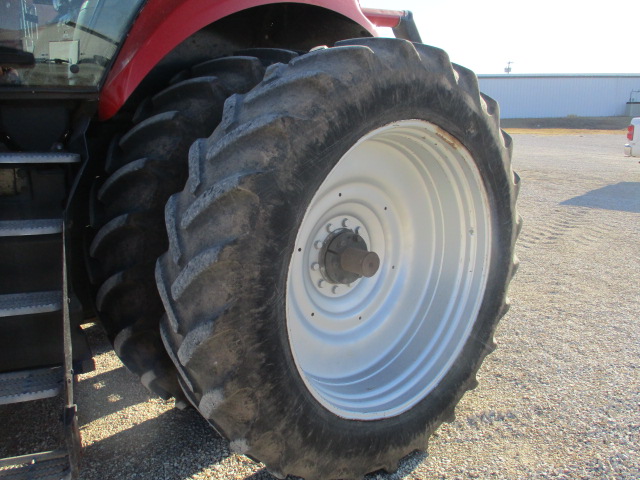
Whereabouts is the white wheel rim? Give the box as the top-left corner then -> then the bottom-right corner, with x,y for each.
286,120 -> 492,420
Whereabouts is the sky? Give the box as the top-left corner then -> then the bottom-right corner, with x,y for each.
359,0 -> 638,75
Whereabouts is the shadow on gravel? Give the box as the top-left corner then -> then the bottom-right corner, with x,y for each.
244,468 -> 278,479
76,366 -> 153,424
0,396 -> 64,457
80,322 -> 113,355
561,182 -> 640,213
241,451 -> 427,480
81,408 -> 230,480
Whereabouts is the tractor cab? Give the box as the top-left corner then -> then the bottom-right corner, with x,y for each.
0,0 -> 142,88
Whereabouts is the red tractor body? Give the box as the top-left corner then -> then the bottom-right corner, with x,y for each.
100,0 -> 380,118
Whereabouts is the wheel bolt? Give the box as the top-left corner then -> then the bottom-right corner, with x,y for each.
326,223 -> 333,233
332,285 -> 340,294
311,262 -> 320,271
314,241 -> 323,249
342,218 -> 350,228
318,280 -> 326,288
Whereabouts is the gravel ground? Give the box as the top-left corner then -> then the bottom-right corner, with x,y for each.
1,132 -> 638,479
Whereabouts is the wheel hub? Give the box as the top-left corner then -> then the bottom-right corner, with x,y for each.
320,229 -> 380,284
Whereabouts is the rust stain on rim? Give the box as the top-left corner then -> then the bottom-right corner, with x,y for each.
435,126 -> 459,150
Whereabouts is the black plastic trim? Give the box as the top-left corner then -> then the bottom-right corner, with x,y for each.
392,11 -> 422,44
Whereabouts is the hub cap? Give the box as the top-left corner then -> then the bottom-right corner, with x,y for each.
286,120 -> 492,420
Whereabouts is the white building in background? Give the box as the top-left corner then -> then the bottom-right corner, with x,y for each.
477,74 -> 640,119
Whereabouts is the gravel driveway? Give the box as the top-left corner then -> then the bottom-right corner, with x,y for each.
1,132 -> 638,479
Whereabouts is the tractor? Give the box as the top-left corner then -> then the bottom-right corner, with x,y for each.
0,0 -> 520,478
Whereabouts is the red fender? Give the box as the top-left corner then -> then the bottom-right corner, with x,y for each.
99,0 -> 380,119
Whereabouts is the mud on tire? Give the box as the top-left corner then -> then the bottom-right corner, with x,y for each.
157,38 -> 520,478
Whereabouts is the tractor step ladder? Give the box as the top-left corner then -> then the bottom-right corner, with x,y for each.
0,450 -> 72,480
0,152 -> 81,479
0,152 -> 80,165
0,366 -> 64,406
0,219 -> 63,237
0,291 -> 62,317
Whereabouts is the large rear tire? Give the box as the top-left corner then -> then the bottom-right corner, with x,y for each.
157,38 -> 520,479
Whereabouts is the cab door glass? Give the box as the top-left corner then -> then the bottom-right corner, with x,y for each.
0,0 -> 145,87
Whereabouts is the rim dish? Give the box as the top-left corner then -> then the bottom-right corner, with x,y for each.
286,120 -> 493,420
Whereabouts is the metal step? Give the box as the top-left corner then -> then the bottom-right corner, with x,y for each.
0,291 -> 62,318
0,152 -> 80,165
0,219 -> 62,237
0,450 -> 71,480
0,367 -> 63,405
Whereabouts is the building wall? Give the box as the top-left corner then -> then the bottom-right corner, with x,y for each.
477,74 -> 640,119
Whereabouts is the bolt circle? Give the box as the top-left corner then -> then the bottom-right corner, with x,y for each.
305,214 -> 373,297
320,229 -> 379,285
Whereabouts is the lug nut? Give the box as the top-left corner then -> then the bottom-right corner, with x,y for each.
311,262 -> 320,271
332,285 -> 340,294
314,241 -> 323,249
342,218 -> 350,228
318,280 -> 326,288
326,223 -> 333,233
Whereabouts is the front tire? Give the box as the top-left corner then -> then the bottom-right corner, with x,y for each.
157,38 -> 519,479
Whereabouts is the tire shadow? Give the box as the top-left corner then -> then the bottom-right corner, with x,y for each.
76,366 -> 155,424
561,182 -> 640,213
76,322 -> 165,424
76,321 -> 236,479
80,407 -> 229,480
